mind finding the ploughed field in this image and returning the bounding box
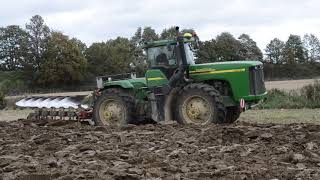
[1,119,320,180]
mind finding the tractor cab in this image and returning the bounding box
[143,33,198,83]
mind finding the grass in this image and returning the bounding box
[242,80,320,123]
[240,109,320,124]
[257,80,320,109]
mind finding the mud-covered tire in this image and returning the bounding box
[175,83,226,125]
[225,106,241,123]
[27,113,36,120]
[93,89,135,126]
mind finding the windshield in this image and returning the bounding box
[147,43,195,67]
[147,45,176,67]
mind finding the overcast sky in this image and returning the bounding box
[0,0,319,51]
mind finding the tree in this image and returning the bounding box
[36,32,87,86]
[86,37,134,77]
[214,32,242,61]
[160,26,177,39]
[160,27,195,39]
[196,39,217,63]
[130,27,148,76]
[71,37,87,55]
[303,34,320,63]
[142,27,158,42]
[0,25,30,70]
[25,15,50,70]
[238,34,263,61]
[282,35,306,64]
[265,38,285,64]
[131,27,142,45]
[181,28,195,35]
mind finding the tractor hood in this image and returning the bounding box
[188,60,267,102]
[190,61,263,71]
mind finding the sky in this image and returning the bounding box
[0,0,319,52]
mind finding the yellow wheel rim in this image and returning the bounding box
[98,99,125,126]
[182,95,213,124]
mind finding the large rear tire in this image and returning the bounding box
[175,83,226,125]
[93,89,135,126]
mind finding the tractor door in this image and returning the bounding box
[146,45,178,79]
[145,69,168,88]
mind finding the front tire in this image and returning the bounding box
[175,83,226,125]
[93,89,134,126]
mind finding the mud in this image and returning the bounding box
[0,120,320,180]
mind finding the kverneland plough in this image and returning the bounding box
[16,95,93,121]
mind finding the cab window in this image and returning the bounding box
[147,45,176,67]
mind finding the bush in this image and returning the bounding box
[300,80,320,107]
[0,79,27,95]
[0,71,28,95]
[0,72,28,109]
[257,81,320,109]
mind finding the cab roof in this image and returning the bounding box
[143,38,196,49]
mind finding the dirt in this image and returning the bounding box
[0,110,32,122]
[1,120,320,180]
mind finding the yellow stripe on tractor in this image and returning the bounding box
[148,77,166,81]
[190,68,245,75]
[148,69,246,81]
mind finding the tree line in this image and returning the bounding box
[1,15,320,89]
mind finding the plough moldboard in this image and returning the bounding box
[15,95,93,121]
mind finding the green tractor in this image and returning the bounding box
[92,27,267,126]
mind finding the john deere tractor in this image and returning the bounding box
[92,27,267,126]
[16,27,266,125]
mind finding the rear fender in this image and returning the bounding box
[98,86,132,95]
[95,85,133,104]
[102,80,134,89]
[96,83,134,100]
